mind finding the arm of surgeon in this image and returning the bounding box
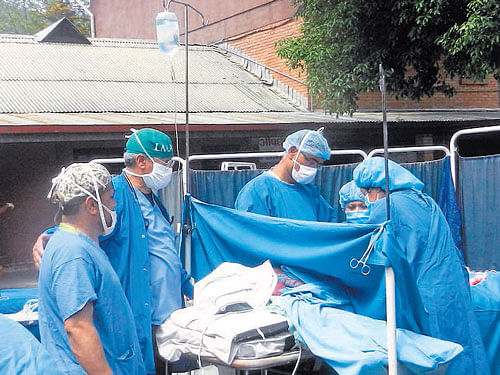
[32,232,50,269]
[64,302,113,375]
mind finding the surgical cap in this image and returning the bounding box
[353,157,424,192]
[282,128,331,160]
[48,163,111,204]
[339,181,365,209]
[125,128,173,158]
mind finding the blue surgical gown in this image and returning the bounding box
[235,171,337,222]
[100,173,155,374]
[38,225,146,375]
[0,315,56,375]
[135,188,193,325]
[369,190,490,375]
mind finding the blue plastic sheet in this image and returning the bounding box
[458,153,500,269]
[184,196,474,373]
[274,284,463,375]
[0,288,38,314]
[187,157,462,249]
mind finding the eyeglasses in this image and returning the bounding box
[153,158,175,168]
[300,153,323,168]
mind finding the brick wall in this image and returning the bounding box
[228,18,500,110]
[226,18,309,100]
[359,76,500,110]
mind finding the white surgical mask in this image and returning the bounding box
[142,162,172,191]
[126,162,172,192]
[87,175,116,236]
[292,160,317,184]
[345,209,370,224]
[125,130,173,192]
[291,130,319,184]
[99,202,117,236]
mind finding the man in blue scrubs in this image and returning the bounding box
[338,180,369,223]
[39,163,145,375]
[112,129,193,373]
[353,157,490,375]
[235,128,337,222]
[34,128,192,374]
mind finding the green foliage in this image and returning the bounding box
[438,0,500,80]
[0,0,90,36]
[276,0,498,114]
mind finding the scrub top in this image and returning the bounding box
[38,224,145,375]
[368,190,490,375]
[0,315,56,375]
[135,187,193,325]
[235,171,337,222]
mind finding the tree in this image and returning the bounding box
[276,0,500,114]
[0,0,46,34]
[0,0,89,36]
[438,0,500,81]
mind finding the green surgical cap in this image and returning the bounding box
[282,128,331,160]
[125,128,173,159]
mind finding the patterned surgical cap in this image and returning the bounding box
[48,163,111,204]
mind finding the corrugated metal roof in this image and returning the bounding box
[0,35,299,113]
[1,110,500,130]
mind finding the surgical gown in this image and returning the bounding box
[100,173,155,374]
[235,171,337,222]
[38,225,145,375]
[368,190,490,375]
[135,188,192,325]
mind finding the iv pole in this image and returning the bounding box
[379,64,397,375]
[164,0,207,194]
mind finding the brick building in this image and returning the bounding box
[91,0,500,111]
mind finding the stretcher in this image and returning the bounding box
[187,347,316,375]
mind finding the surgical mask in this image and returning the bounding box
[292,160,317,184]
[125,131,173,191]
[345,209,370,224]
[291,129,318,184]
[364,191,381,208]
[127,162,172,192]
[85,176,116,236]
[99,204,117,236]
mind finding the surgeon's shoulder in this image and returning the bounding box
[239,172,272,193]
[44,230,93,264]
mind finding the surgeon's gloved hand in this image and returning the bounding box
[32,233,51,270]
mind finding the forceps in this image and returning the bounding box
[350,225,385,275]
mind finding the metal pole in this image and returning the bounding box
[379,63,397,375]
[379,64,391,220]
[184,4,190,194]
[385,266,397,374]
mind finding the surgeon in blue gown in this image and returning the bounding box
[101,128,193,374]
[338,180,369,223]
[235,128,337,222]
[353,157,490,375]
